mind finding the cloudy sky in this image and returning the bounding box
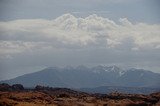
[0,0,160,80]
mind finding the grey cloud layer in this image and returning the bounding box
[0,14,160,57]
[0,13,160,80]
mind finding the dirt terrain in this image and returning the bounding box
[0,83,160,106]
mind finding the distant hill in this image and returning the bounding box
[1,65,160,89]
[80,86,160,94]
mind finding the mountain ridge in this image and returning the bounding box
[1,65,160,89]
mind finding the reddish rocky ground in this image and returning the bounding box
[0,84,160,106]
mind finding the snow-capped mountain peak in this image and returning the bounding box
[92,65,126,76]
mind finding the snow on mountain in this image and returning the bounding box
[92,65,126,77]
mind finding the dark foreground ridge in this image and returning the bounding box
[0,83,160,106]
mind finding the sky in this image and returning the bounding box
[0,0,160,80]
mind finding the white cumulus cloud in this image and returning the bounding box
[0,13,160,57]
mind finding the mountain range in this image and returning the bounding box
[1,65,160,89]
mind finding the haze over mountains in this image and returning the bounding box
[1,65,160,89]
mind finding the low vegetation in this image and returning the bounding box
[0,83,160,106]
